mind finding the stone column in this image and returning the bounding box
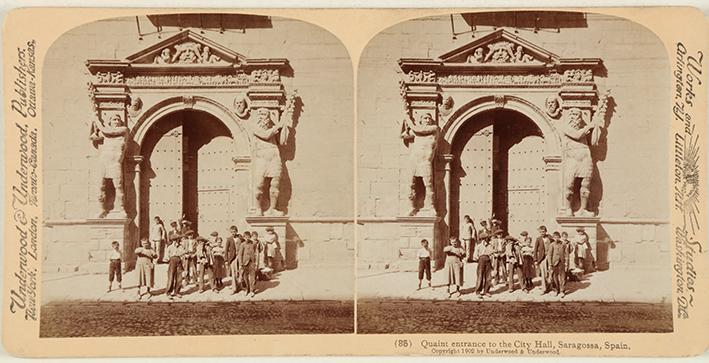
[543,155,563,220]
[442,153,454,233]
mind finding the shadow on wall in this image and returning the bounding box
[277,95,304,215]
[596,224,615,271]
[588,95,616,215]
[285,224,304,270]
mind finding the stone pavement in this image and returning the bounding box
[42,264,354,304]
[357,262,671,303]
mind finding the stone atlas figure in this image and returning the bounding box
[560,91,609,216]
[401,112,440,216]
[90,114,128,218]
[250,92,297,216]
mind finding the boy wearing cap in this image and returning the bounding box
[504,236,524,293]
[533,225,551,294]
[548,231,569,297]
[164,235,186,298]
[491,230,508,285]
[195,236,215,293]
[264,227,280,270]
[520,231,535,291]
[574,228,590,273]
[225,226,242,294]
[238,231,262,297]
[182,230,197,285]
[473,233,495,298]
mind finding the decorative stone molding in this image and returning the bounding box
[126,74,250,88]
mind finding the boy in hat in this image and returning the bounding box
[107,240,122,292]
[224,225,242,294]
[264,226,280,270]
[574,227,590,273]
[491,230,508,285]
[548,231,569,297]
[533,225,551,294]
[195,236,214,293]
[473,233,495,298]
[504,235,524,293]
[238,231,262,297]
[519,231,535,292]
[182,230,197,285]
[150,216,167,263]
[164,234,186,298]
[168,221,181,243]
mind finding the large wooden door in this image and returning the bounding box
[147,126,184,226]
[456,124,494,231]
[195,135,236,236]
[505,135,546,236]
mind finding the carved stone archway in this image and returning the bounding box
[398,29,607,267]
[85,29,295,267]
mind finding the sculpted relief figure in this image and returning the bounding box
[90,114,129,218]
[251,108,286,216]
[560,108,598,217]
[545,96,562,119]
[401,112,439,216]
[154,48,172,64]
[466,47,485,63]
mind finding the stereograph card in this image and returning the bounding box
[1,6,708,358]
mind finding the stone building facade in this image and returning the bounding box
[43,15,354,273]
[357,12,671,274]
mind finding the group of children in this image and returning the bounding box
[107,217,282,300]
[417,215,592,299]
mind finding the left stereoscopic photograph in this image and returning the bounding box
[40,13,354,337]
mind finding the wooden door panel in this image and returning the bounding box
[197,135,236,236]
[148,127,183,225]
[506,135,545,236]
[458,125,494,228]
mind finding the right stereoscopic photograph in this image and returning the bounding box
[356,11,673,334]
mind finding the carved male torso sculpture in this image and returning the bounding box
[560,107,595,216]
[402,113,439,216]
[251,108,284,216]
[91,114,128,218]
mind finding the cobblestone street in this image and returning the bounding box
[357,300,673,334]
[40,300,354,337]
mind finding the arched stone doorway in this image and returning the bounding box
[138,108,251,237]
[449,108,546,238]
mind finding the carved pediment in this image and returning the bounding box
[126,29,244,65]
[439,29,558,65]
